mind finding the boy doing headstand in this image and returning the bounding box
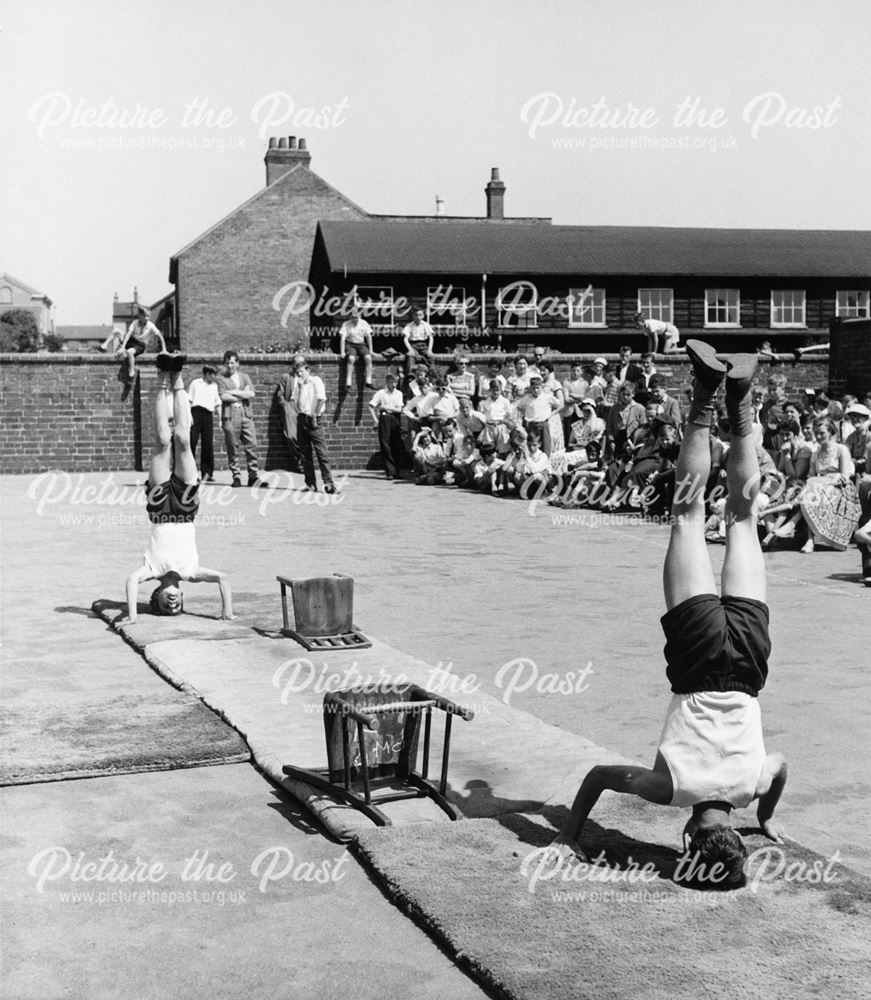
[122,355,233,623]
[555,341,788,889]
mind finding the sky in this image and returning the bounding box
[2,0,870,325]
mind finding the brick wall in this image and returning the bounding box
[0,353,832,474]
[175,166,367,354]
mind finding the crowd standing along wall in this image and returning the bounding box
[0,353,833,475]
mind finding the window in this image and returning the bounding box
[497,281,538,329]
[568,286,606,327]
[427,285,468,328]
[704,288,740,327]
[354,286,394,326]
[771,289,806,328]
[836,290,870,318]
[0,286,12,305]
[637,288,673,323]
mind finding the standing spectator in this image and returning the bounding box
[479,379,514,455]
[293,362,338,494]
[508,355,532,399]
[615,344,642,386]
[589,357,608,391]
[597,367,621,422]
[447,355,476,400]
[634,311,680,354]
[275,355,306,474]
[421,378,460,430]
[520,374,560,455]
[369,372,405,480]
[217,350,260,489]
[116,306,167,384]
[537,360,565,406]
[530,345,548,374]
[401,307,435,377]
[635,353,658,404]
[478,358,507,400]
[187,365,221,482]
[760,373,789,455]
[339,302,374,390]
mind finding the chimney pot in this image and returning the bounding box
[278,137,288,149]
[491,168,501,181]
[289,136,297,149]
[298,138,307,150]
[268,137,278,149]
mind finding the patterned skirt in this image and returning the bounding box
[799,475,861,549]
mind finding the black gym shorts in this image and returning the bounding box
[145,475,199,524]
[661,594,770,696]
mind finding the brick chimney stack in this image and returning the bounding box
[485,167,505,220]
[264,136,312,186]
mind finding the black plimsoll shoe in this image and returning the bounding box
[156,353,173,371]
[685,340,727,393]
[169,353,187,372]
[725,353,758,399]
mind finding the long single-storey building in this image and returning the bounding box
[167,136,870,358]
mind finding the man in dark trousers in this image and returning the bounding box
[368,371,406,479]
[293,361,338,493]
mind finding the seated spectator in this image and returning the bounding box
[479,379,515,455]
[499,433,530,494]
[401,307,436,377]
[770,415,859,552]
[613,418,680,511]
[412,427,448,485]
[470,443,504,494]
[565,398,605,468]
[845,403,871,476]
[447,431,480,487]
[519,433,552,497]
[646,376,683,439]
[760,373,789,455]
[447,355,477,400]
[478,357,507,400]
[604,381,647,462]
[457,395,486,438]
[854,440,871,585]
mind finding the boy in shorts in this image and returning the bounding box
[122,354,233,622]
[554,340,788,890]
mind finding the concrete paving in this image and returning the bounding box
[2,467,870,997]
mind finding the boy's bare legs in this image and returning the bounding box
[721,355,766,602]
[663,341,726,611]
[149,374,173,486]
[170,369,198,486]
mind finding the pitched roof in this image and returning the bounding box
[316,221,871,278]
[0,272,53,302]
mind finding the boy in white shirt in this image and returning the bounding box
[122,355,232,623]
[339,303,374,389]
[187,365,221,482]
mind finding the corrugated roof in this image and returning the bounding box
[317,221,871,277]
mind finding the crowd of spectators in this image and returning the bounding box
[368,348,871,579]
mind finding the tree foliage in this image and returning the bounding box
[0,309,41,352]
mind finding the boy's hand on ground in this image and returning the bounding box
[760,818,786,843]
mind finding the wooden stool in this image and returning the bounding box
[277,574,371,650]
